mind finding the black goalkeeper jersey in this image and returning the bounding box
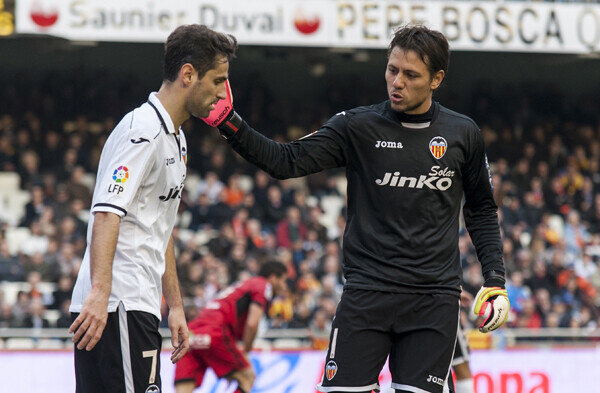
[227,101,504,296]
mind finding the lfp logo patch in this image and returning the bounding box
[325,360,338,381]
[182,146,187,165]
[429,136,447,159]
[112,166,129,183]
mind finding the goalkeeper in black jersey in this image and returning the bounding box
[202,25,510,393]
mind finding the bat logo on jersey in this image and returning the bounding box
[429,136,447,159]
[325,360,338,380]
[144,385,160,393]
[112,166,129,183]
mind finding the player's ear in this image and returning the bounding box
[179,63,195,87]
[430,70,445,91]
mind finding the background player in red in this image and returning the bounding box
[174,261,288,393]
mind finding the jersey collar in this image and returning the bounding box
[148,92,179,135]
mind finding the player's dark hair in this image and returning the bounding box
[163,24,238,82]
[388,25,449,82]
[258,261,287,278]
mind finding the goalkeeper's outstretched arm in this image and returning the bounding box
[201,81,348,180]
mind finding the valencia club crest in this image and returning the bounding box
[429,136,447,159]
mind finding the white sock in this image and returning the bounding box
[455,378,474,393]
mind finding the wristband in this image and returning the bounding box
[218,111,243,140]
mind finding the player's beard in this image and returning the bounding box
[186,95,211,119]
[186,82,214,118]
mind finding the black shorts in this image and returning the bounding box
[316,288,459,393]
[72,302,162,393]
[452,322,470,367]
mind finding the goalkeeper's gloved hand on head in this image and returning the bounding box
[472,270,510,333]
[200,80,243,139]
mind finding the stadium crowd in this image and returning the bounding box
[0,69,599,346]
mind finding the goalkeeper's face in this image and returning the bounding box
[187,56,230,118]
[385,47,444,115]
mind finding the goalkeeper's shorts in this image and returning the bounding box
[316,288,459,393]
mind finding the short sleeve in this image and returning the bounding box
[250,279,272,308]
[92,130,158,217]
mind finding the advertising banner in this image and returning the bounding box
[15,0,600,53]
[2,348,600,393]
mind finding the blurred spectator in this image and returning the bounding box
[20,185,47,227]
[0,239,24,281]
[20,221,49,257]
[564,210,590,258]
[22,297,50,328]
[65,166,92,206]
[0,302,20,328]
[196,171,224,205]
[55,299,72,328]
[51,275,73,310]
[223,174,245,208]
[12,290,30,326]
[276,206,307,249]
[263,185,287,231]
[309,308,331,350]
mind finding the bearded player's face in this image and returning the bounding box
[385,47,444,115]
[186,56,229,118]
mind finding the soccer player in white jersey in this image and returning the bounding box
[69,25,238,393]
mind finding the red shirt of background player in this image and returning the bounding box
[190,276,272,341]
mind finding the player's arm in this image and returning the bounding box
[163,235,189,363]
[242,302,264,354]
[462,126,509,332]
[69,211,120,350]
[462,126,505,280]
[201,81,348,180]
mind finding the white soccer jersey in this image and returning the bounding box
[70,93,188,320]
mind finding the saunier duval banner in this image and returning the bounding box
[15,0,600,53]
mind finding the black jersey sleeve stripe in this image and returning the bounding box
[93,203,128,216]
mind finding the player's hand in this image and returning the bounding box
[472,286,510,333]
[69,288,109,351]
[200,80,242,139]
[168,306,189,364]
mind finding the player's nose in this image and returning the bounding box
[393,75,405,89]
[216,85,227,100]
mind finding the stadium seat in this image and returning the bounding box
[0,172,20,192]
[237,174,254,193]
[5,338,35,349]
[0,172,30,226]
[43,310,60,327]
[4,227,31,256]
[81,173,96,192]
[184,173,201,202]
[320,195,345,232]
[37,339,65,349]
[177,228,195,244]
[195,229,219,246]
[0,281,57,305]
[272,338,303,349]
